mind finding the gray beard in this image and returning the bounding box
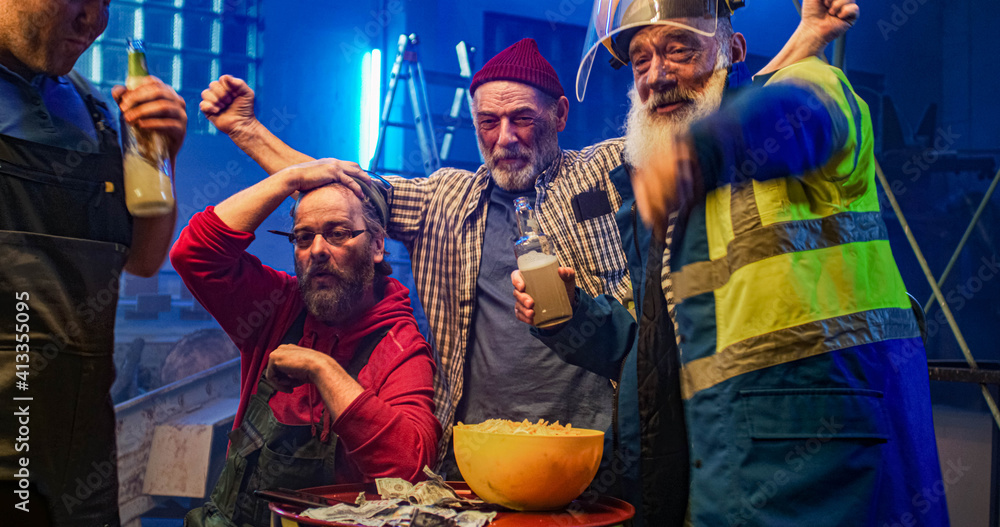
[478,125,561,192]
[295,247,375,326]
[623,66,728,172]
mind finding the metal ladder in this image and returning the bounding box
[369,33,478,177]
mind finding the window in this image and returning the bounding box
[94,0,264,406]
[76,0,262,134]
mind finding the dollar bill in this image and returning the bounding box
[303,504,495,527]
[301,500,401,522]
[376,477,415,500]
[411,480,458,506]
[408,467,491,508]
[300,466,498,525]
[454,510,498,527]
[378,468,469,507]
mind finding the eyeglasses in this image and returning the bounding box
[268,227,366,249]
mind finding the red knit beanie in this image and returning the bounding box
[469,38,565,99]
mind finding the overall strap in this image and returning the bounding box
[65,70,118,150]
[254,309,308,401]
[251,315,386,417]
[344,326,390,381]
[280,308,308,345]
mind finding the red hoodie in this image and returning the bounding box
[170,207,440,483]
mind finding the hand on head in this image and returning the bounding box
[277,158,371,201]
[112,76,188,160]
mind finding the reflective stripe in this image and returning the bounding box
[673,59,909,399]
[715,239,911,348]
[673,210,888,302]
[681,307,920,399]
[732,180,761,235]
[705,185,733,260]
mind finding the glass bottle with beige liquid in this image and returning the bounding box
[513,196,573,328]
[121,39,175,217]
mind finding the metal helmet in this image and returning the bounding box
[575,0,745,101]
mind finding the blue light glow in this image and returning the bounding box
[360,49,382,170]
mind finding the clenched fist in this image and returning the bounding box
[200,75,258,139]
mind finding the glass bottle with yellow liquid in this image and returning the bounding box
[121,39,175,217]
[513,196,573,328]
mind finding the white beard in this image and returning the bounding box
[623,66,728,172]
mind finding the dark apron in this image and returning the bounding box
[0,72,131,527]
[185,311,388,527]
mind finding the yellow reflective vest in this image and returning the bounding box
[672,57,919,399]
[668,57,946,525]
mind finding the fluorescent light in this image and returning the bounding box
[172,54,181,91]
[173,13,183,49]
[91,44,103,83]
[359,49,382,171]
[211,20,221,54]
[133,7,144,40]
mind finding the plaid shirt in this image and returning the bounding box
[384,138,632,460]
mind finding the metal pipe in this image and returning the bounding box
[833,35,846,70]
[924,167,1000,313]
[874,162,1000,430]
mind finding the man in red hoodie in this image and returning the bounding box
[170,159,440,527]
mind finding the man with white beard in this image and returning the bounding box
[197,11,849,524]
[620,41,727,175]
[510,1,861,523]
[556,0,950,525]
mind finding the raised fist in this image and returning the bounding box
[200,75,257,139]
[802,0,859,43]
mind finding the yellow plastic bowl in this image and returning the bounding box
[452,425,604,511]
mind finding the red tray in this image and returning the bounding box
[268,481,635,527]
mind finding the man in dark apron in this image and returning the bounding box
[171,168,440,527]
[0,2,187,525]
